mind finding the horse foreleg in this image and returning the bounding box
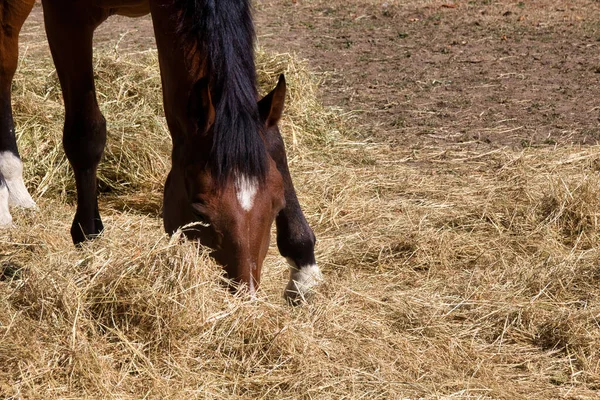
[265,128,322,304]
[0,0,37,226]
[42,2,108,244]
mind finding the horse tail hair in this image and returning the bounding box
[174,0,268,185]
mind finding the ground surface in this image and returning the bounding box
[255,0,600,149]
[3,1,600,399]
[28,0,600,149]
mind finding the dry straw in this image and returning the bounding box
[1,30,600,400]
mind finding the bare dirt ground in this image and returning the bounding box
[255,0,600,149]
[25,0,600,149]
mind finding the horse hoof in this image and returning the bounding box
[71,219,104,246]
[0,151,36,209]
[7,179,36,209]
[283,263,323,305]
[0,183,13,228]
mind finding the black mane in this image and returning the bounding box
[174,0,268,184]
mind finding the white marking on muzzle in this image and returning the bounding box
[0,183,13,227]
[284,258,323,302]
[0,151,36,209]
[248,277,258,300]
[235,174,258,212]
[248,261,257,297]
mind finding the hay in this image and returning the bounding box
[13,49,169,213]
[1,20,600,400]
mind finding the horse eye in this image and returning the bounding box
[191,202,209,221]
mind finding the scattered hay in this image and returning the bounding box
[13,49,169,212]
[1,19,600,400]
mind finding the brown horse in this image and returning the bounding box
[0,0,322,303]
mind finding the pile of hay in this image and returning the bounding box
[1,20,600,400]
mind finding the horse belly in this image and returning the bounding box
[94,0,150,17]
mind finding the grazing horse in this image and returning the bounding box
[0,0,322,302]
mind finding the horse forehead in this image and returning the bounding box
[234,174,258,212]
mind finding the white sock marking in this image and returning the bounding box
[0,184,13,227]
[236,174,258,212]
[284,258,323,301]
[0,151,36,209]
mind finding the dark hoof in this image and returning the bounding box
[71,218,104,246]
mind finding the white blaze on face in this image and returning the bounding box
[235,174,258,212]
[0,151,36,209]
[0,183,13,227]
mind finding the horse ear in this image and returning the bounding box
[258,74,286,127]
[188,77,215,134]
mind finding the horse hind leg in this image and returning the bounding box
[42,3,108,244]
[0,0,37,227]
